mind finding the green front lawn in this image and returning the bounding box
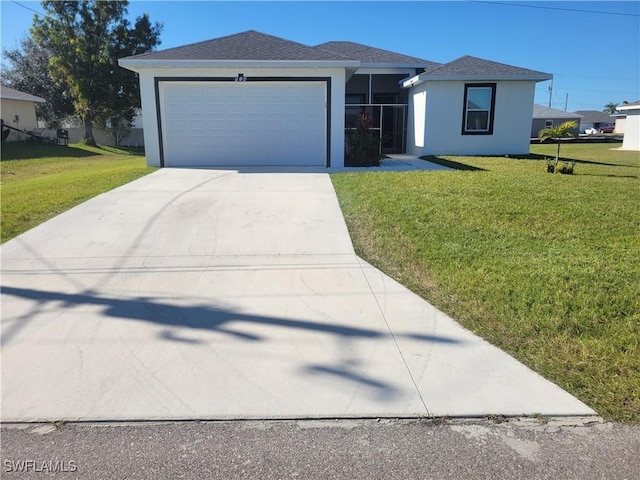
[331,143,640,422]
[1,143,155,243]
[2,141,638,421]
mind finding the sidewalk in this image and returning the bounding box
[330,154,451,172]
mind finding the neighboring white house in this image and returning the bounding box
[617,100,640,151]
[33,110,145,147]
[1,85,45,140]
[119,30,552,168]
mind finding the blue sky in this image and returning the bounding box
[2,1,639,112]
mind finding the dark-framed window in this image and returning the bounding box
[545,120,553,128]
[462,83,496,135]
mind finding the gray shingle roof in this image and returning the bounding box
[120,31,551,82]
[124,30,348,61]
[573,110,614,123]
[533,104,583,119]
[425,55,550,77]
[0,85,46,103]
[315,41,440,67]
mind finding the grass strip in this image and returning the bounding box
[1,143,155,243]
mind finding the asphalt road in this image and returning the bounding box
[2,417,638,479]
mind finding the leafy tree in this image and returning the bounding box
[603,102,619,114]
[95,11,160,145]
[538,120,578,169]
[2,37,75,127]
[31,0,161,145]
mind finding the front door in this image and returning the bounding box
[373,94,405,154]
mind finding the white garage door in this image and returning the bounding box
[160,81,327,167]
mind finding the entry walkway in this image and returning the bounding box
[1,168,595,421]
[330,154,451,172]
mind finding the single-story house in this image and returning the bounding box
[1,85,46,139]
[531,104,582,138]
[119,30,552,168]
[573,110,615,134]
[616,100,640,151]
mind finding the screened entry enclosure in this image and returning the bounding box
[345,74,410,154]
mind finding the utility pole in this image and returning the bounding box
[547,79,554,108]
[564,93,569,111]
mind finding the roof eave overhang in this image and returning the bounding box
[533,114,583,119]
[118,58,361,71]
[402,73,553,88]
[0,94,46,103]
[358,62,429,69]
[617,104,640,112]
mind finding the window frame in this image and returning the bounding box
[461,83,496,135]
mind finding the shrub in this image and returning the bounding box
[345,112,382,167]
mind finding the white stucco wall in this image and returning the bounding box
[407,80,537,157]
[133,67,346,168]
[613,116,625,135]
[1,98,39,131]
[621,109,640,151]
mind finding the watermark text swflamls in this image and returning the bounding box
[4,460,77,473]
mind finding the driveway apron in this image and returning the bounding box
[1,168,595,421]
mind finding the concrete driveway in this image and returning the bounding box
[1,168,595,422]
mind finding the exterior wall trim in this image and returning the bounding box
[120,59,358,69]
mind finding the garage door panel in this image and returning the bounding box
[160,82,326,167]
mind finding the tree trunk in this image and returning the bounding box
[83,113,97,146]
[555,139,561,167]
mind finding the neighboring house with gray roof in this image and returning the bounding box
[119,30,552,168]
[1,85,45,139]
[531,104,582,138]
[573,110,615,134]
